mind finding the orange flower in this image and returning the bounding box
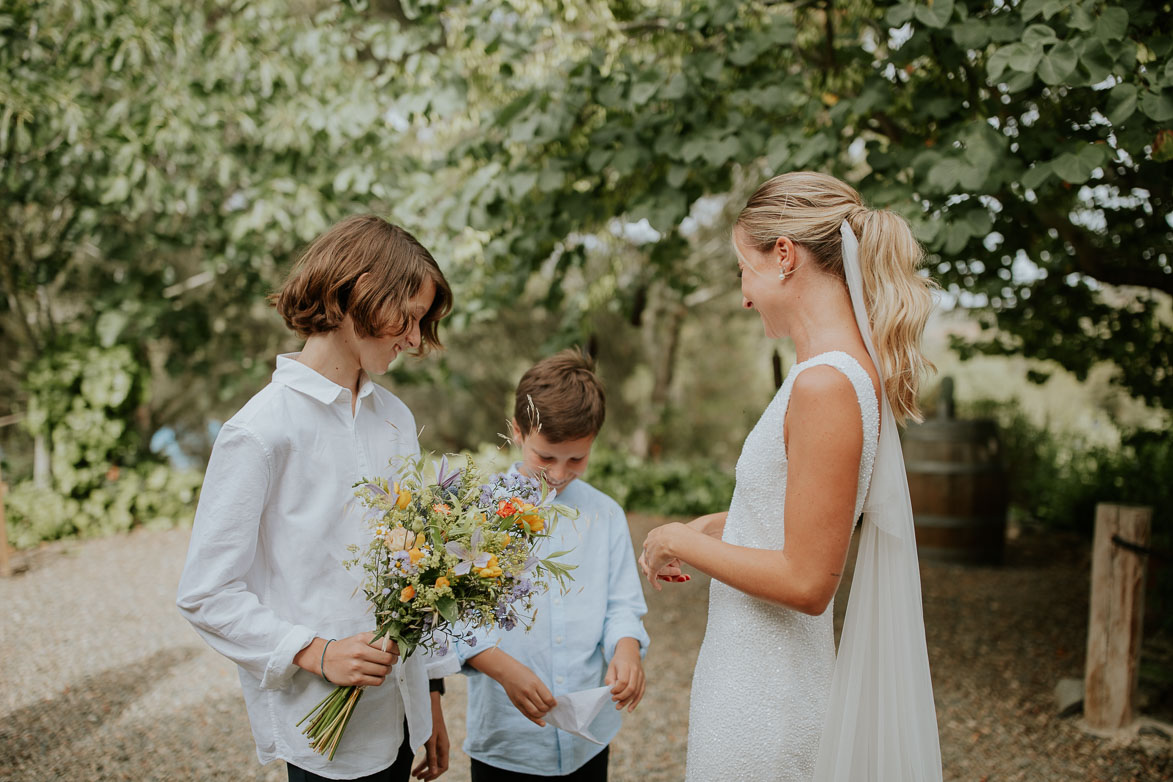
[435,576,450,590]
[400,585,416,601]
[408,547,425,564]
[496,499,518,517]
[432,503,451,515]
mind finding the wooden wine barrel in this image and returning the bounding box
[903,415,1008,565]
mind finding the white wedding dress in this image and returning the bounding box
[686,350,879,782]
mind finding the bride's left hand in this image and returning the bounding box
[640,523,692,590]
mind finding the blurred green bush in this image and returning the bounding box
[965,399,1172,535]
[586,447,735,518]
[4,465,202,548]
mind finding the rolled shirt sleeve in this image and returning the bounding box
[600,505,651,662]
[176,424,314,689]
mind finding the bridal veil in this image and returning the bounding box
[811,221,943,780]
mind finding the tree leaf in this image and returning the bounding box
[1037,41,1078,84]
[1041,0,1069,21]
[630,80,659,106]
[1139,88,1173,123]
[953,20,989,49]
[1008,42,1044,74]
[914,0,954,29]
[1095,7,1129,42]
[887,3,915,26]
[1106,83,1138,124]
[1021,161,1052,189]
[1050,147,1097,183]
[987,45,1015,81]
[1020,0,1047,21]
[1077,38,1114,86]
[1022,24,1058,46]
[661,72,688,100]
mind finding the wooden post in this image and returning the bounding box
[1084,503,1152,731]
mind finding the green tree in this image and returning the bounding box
[411,0,1171,419]
[0,0,441,480]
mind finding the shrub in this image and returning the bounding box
[585,448,735,517]
[4,465,202,549]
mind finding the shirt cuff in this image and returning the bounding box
[602,624,650,662]
[260,624,317,690]
[426,649,462,678]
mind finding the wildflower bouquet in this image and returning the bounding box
[298,454,576,759]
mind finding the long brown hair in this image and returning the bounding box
[735,172,936,424]
[270,215,452,355]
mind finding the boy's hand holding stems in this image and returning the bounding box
[294,632,400,687]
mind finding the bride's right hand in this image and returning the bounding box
[638,551,690,585]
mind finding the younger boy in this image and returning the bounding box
[456,349,649,781]
[177,215,458,781]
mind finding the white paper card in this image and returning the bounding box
[543,685,613,744]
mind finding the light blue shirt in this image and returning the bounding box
[456,473,650,776]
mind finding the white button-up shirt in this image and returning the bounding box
[456,473,650,776]
[177,354,457,779]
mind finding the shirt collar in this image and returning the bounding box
[272,353,377,405]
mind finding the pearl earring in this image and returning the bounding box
[778,267,790,281]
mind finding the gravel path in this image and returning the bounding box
[2,516,1170,781]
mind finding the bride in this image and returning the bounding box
[640,171,943,781]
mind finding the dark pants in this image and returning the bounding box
[287,723,415,782]
[470,747,609,782]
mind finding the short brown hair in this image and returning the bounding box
[514,349,606,442]
[270,215,453,353]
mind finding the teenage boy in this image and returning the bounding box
[456,349,649,781]
[177,215,458,781]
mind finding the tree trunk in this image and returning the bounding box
[33,431,50,488]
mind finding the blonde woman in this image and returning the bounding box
[640,172,943,781]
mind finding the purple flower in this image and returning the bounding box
[435,455,462,495]
[362,482,389,497]
[465,635,478,648]
[446,527,491,575]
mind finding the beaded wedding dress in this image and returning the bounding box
[685,351,879,782]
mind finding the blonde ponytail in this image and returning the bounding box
[736,172,936,425]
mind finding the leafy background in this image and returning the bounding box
[1,0,1170,635]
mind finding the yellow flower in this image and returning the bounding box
[400,585,416,601]
[408,547,425,564]
[435,576,450,589]
[477,555,502,578]
[392,481,412,510]
[513,500,545,532]
[415,532,427,547]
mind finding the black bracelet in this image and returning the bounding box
[429,678,445,695]
[321,639,336,685]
